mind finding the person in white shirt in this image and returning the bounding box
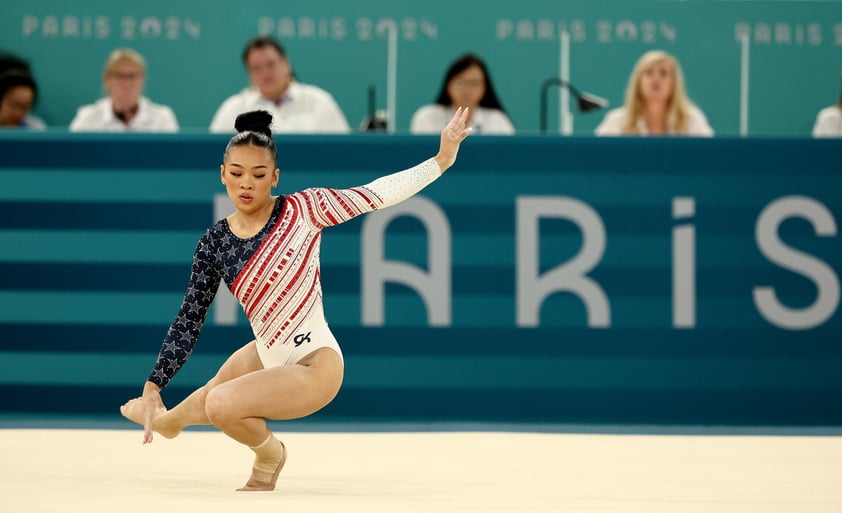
[209,36,350,134]
[69,48,178,133]
[812,88,842,137]
[595,50,713,137]
[410,53,515,135]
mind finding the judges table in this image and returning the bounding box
[0,132,840,426]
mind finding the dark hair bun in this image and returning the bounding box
[234,110,273,137]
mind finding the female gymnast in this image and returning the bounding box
[120,107,472,491]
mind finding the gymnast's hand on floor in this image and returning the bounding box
[119,385,167,444]
[140,387,165,443]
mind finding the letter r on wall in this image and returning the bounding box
[516,196,610,327]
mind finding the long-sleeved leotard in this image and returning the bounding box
[148,158,442,389]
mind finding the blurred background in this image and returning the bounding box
[1,0,841,135]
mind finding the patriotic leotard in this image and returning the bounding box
[148,158,442,389]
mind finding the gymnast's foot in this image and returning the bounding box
[119,397,180,439]
[237,439,287,492]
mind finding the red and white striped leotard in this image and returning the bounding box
[148,158,441,388]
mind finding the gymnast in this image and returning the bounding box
[120,107,472,491]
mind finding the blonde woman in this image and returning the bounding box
[596,50,713,136]
[70,48,178,132]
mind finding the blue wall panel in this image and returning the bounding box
[0,132,840,424]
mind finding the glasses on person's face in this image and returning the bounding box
[109,71,144,81]
[453,78,483,88]
[248,56,291,77]
[3,99,32,113]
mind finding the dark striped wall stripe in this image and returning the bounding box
[3,134,841,176]
[2,262,832,297]
[2,352,840,391]
[0,202,211,230]
[2,325,840,358]
[3,231,836,268]
[5,201,832,237]
[2,384,839,425]
[1,293,836,329]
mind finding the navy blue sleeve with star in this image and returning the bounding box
[147,230,222,388]
[145,197,283,389]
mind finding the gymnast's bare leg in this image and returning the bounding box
[121,341,257,438]
[121,341,343,490]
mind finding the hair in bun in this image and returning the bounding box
[234,110,273,137]
[222,110,278,162]
[223,110,278,162]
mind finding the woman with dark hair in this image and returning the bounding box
[0,53,47,130]
[120,107,472,491]
[0,69,45,130]
[411,53,514,135]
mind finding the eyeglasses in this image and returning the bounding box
[247,59,291,77]
[2,99,32,113]
[453,79,484,88]
[108,71,144,80]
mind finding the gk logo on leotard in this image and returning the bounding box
[293,332,311,347]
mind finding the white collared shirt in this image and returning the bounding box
[209,81,350,134]
[69,96,179,132]
[21,114,46,130]
[410,104,515,135]
[595,105,714,136]
[812,106,842,137]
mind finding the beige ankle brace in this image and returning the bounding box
[249,434,284,482]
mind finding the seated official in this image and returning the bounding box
[209,36,349,134]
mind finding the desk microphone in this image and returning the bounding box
[539,78,608,133]
[359,84,388,132]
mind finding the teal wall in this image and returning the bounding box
[1,0,841,135]
[1,132,840,424]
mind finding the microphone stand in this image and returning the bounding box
[540,78,609,134]
[360,83,388,132]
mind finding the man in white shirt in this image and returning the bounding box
[209,36,350,134]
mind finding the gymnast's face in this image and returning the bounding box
[220,144,279,214]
